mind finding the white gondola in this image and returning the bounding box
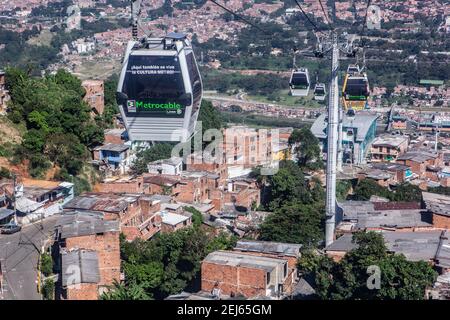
[347,64,360,75]
[289,68,310,97]
[116,32,202,142]
[313,83,326,101]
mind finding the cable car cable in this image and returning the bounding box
[318,0,334,30]
[292,0,325,35]
[207,0,271,36]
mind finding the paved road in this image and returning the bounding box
[0,216,59,300]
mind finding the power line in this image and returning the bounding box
[318,0,333,29]
[293,0,324,35]
[207,0,270,35]
[361,0,372,36]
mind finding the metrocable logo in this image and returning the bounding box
[127,100,183,114]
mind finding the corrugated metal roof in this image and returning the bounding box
[61,249,100,286]
[57,211,119,239]
[423,192,450,217]
[235,240,302,257]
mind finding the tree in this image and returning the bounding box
[390,183,422,202]
[352,179,390,200]
[101,280,152,300]
[299,232,438,300]
[289,127,322,170]
[266,160,313,209]
[113,225,237,300]
[259,201,324,247]
[5,67,103,177]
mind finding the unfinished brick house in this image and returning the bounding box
[54,211,120,300]
[422,192,450,229]
[94,176,144,194]
[201,250,295,299]
[397,151,444,181]
[160,210,192,233]
[186,151,228,187]
[104,128,127,145]
[143,174,181,196]
[63,192,162,240]
[82,80,104,115]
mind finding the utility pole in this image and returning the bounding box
[325,34,339,247]
[12,173,17,225]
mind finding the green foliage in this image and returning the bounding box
[115,227,236,300]
[42,278,55,300]
[101,280,152,300]
[256,160,325,247]
[289,128,322,171]
[299,232,438,300]
[352,180,422,202]
[266,160,315,209]
[130,143,174,175]
[336,180,352,201]
[428,186,450,196]
[184,207,203,228]
[197,100,223,133]
[6,68,103,177]
[352,179,390,201]
[259,201,324,247]
[40,252,53,277]
[0,167,11,179]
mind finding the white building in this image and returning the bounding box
[148,157,183,175]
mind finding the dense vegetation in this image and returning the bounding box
[102,213,237,300]
[5,68,105,178]
[352,179,423,202]
[298,232,437,300]
[289,127,323,171]
[252,160,325,247]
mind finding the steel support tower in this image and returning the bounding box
[325,35,340,247]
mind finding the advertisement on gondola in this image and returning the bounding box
[123,55,190,118]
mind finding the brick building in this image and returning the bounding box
[160,210,192,233]
[104,128,127,145]
[201,250,295,299]
[64,192,162,240]
[370,135,409,162]
[233,240,301,272]
[422,192,450,229]
[54,211,120,300]
[82,80,104,115]
[397,151,443,180]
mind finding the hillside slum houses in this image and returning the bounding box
[0,177,74,226]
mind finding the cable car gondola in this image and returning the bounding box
[342,65,369,111]
[289,68,310,97]
[116,32,203,142]
[313,83,326,101]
